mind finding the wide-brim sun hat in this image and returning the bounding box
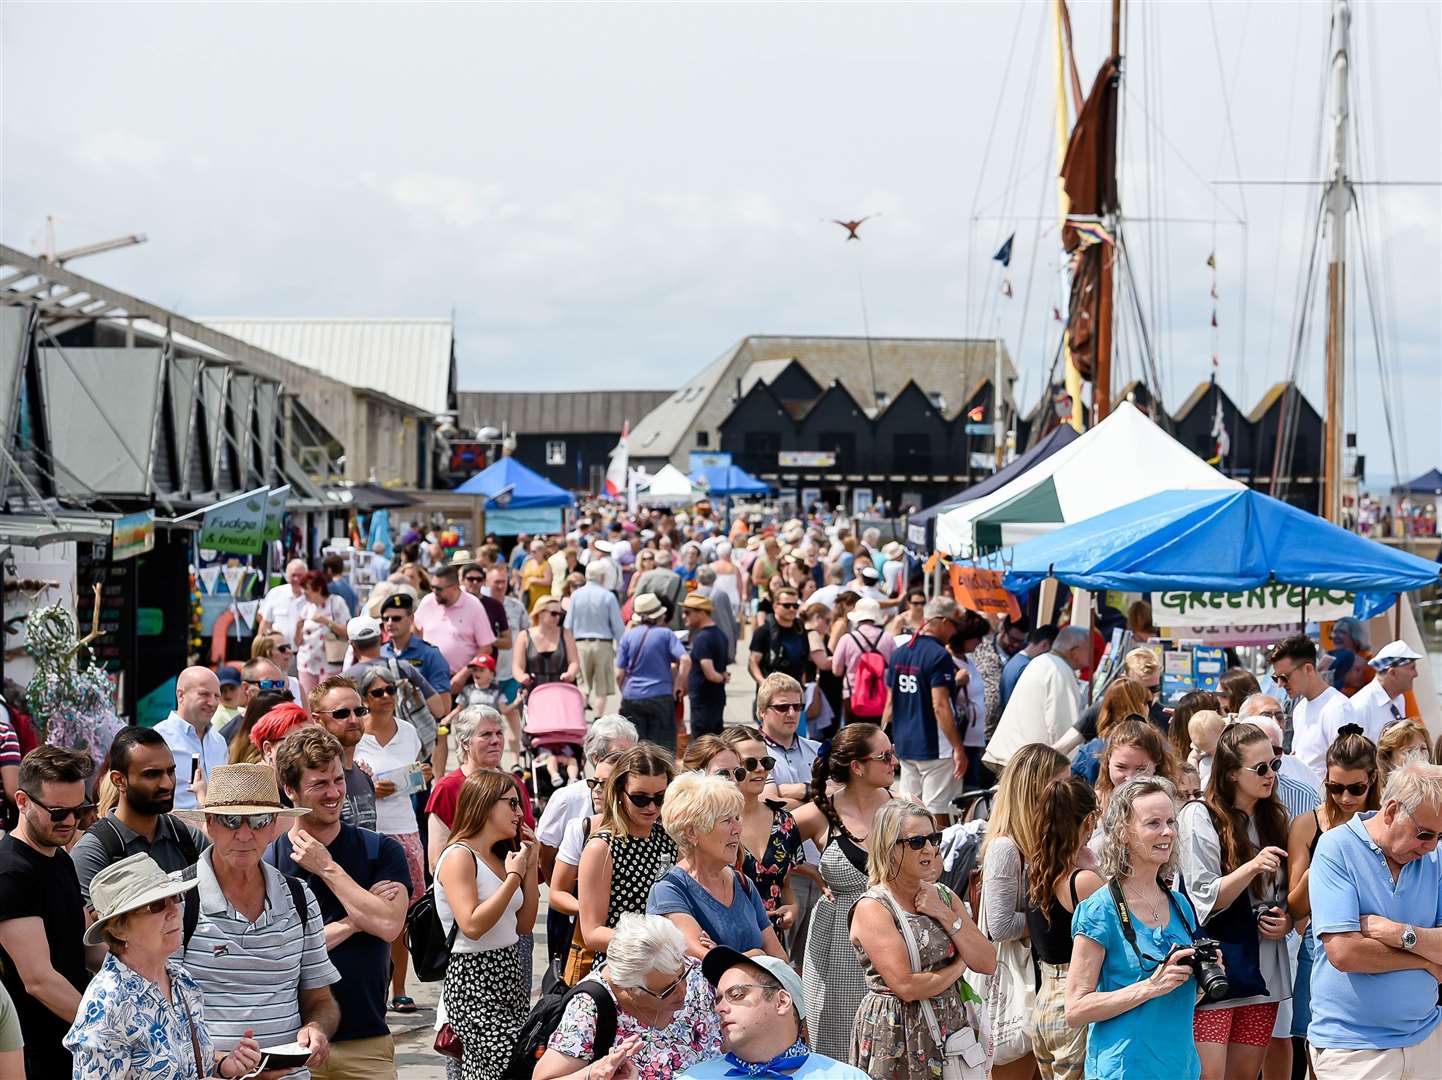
[448,549,474,567]
[633,592,665,620]
[176,763,309,826]
[84,852,200,946]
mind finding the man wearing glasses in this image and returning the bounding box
[0,746,92,1077]
[413,563,495,678]
[219,656,290,744]
[748,586,809,690]
[1268,634,1358,784]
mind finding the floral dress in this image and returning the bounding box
[298,594,350,677]
[852,886,972,1080]
[738,801,805,913]
[65,953,215,1080]
[547,959,721,1080]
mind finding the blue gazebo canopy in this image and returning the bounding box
[1393,468,1442,496]
[452,456,575,508]
[691,464,768,497]
[1000,487,1440,619]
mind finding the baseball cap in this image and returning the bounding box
[1370,640,1424,670]
[347,615,382,645]
[468,653,497,670]
[702,946,806,1022]
[216,666,242,687]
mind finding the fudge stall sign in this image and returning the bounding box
[198,487,271,556]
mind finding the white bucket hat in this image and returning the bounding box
[84,853,199,946]
[848,598,884,625]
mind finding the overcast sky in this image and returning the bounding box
[4,1,1438,484]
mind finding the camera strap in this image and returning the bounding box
[1108,877,1198,970]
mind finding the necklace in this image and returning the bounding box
[1122,884,1163,924]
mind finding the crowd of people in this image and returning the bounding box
[0,503,1439,1080]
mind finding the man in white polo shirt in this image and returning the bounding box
[1269,634,1356,783]
[257,560,312,650]
[177,764,339,1079]
[1349,640,1423,742]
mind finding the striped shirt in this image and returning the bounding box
[178,849,339,1078]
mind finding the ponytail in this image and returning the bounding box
[812,724,883,844]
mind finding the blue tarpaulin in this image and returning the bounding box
[1000,488,1440,619]
[691,464,769,497]
[452,456,575,508]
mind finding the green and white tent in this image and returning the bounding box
[934,401,1243,556]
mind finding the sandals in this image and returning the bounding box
[390,995,418,1013]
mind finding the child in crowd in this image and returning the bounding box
[1177,760,1204,803]
[1187,709,1228,786]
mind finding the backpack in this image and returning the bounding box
[501,979,618,1080]
[849,630,889,718]
[180,861,311,950]
[91,814,201,871]
[387,658,438,756]
[406,844,469,982]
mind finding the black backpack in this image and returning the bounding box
[406,845,472,982]
[501,980,617,1080]
[90,813,201,870]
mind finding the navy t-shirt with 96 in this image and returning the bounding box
[267,824,411,1043]
[886,634,958,760]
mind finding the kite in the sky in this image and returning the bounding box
[831,214,880,240]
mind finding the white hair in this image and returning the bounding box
[583,714,638,761]
[1238,692,1282,717]
[585,561,608,582]
[655,549,674,568]
[454,705,503,748]
[604,914,689,988]
[1381,759,1442,815]
[715,540,732,559]
[1052,626,1091,656]
[1233,713,1283,747]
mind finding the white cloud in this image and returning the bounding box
[71,129,166,172]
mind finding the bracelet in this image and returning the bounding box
[507,870,523,884]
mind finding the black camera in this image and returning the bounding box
[1164,938,1230,1001]
[1252,901,1283,925]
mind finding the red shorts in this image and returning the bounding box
[1193,1001,1280,1047]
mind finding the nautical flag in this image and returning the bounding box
[993,234,1015,267]
[1072,220,1114,248]
[1001,278,1013,298]
[1206,252,1216,269]
[1210,284,1218,300]
[604,422,630,498]
[1210,392,1230,461]
[1052,306,1063,323]
[967,405,986,422]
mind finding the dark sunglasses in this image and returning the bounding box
[380,614,407,623]
[366,686,396,699]
[896,831,944,851]
[464,575,485,584]
[909,599,926,607]
[318,705,370,720]
[767,701,803,714]
[245,678,288,692]
[500,796,522,811]
[775,602,799,610]
[140,894,183,915]
[713,766,748,783]
[625,791,666,809]
[1243,758,1284,777]
[868,750,898,764]
[1401,806,1440,843]
[212,813,277,831]
[1324,781,1371,797]
[23,793,94,823]
[740,756,776,773]
[585,777,606,790]
[273,643,294,653]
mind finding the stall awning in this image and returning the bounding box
[0,510,119,546]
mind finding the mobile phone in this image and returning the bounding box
[190,754,202,783]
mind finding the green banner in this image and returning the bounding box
[198,487,269,556]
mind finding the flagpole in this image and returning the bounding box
[993,324,1005,470]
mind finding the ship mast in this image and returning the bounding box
[1321,0,1351,525]
[1092,0,1121,422]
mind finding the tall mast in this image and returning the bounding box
[1322,0,1351,524]
[1091,0,1122,423]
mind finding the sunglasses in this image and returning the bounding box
[245,677,289,692]
[713,766,748,783]
[895,831,944,851]
[775,602,799,610]
[740,756,776,773]
[713,983,773,1008]
[1401,805,1440,843]
[868,750,898,764]
[140,894,183,916]
[273,644,294,654]
[625,791,666,809]
[380,614,408,623]
[637,972,686,1000]
[318,705,370,720]
[767,702,803,714]
[1243,758,1284,777]
[909,599,926,607]
[1272,671,1294,688]
[23,793,95,823]
[500,797,522,811]
[1255,709,1285,721]
[366,686,396,699]
[585,777,606,790]
[211,813,278,831]
[464,575,485,584]
[1324,780,1371,797]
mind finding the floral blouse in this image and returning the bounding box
[738,801,806,913]
[547,958,720,1080]
[65,953,215,1080]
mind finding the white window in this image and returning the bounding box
[546,440,566,465]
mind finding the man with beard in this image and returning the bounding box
[0,746,93,1077]
[309,673,378,830]
[72,726,207,902]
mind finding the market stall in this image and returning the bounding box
[452,455,575,536]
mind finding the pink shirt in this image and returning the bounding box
[413,590,496,674]
[830,623,895,693]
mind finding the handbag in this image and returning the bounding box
[434,1022,464,1060]
[322,601,348,665]
[972,872,1034,1066]
[876,886,988,1080]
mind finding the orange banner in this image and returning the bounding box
[949,565,1022,621]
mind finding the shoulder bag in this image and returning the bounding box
[876,885,989,1080]
[970,867,1034,1066]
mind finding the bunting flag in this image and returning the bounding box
[967,404,986,422]
[196,566,222,595]
[1000,277,1013,298]
[1052,306,1063,323]
[233,600,260,631]
[1210,284,1218,300]
[1211,311,1218,328]
[1206,252,1216,268]
[993,233,1015,267]
[1210,387,1230,463]
[1071,219,1114,248]
[222,566,250,598]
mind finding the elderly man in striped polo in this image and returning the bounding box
[177,764,340,1079]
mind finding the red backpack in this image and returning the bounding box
[848,630,889,718]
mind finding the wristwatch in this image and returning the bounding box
[1400,925,1418,952]
[949,917,964,934]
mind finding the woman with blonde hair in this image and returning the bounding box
[850,800,995,1080]
[576,744,677,966]
[1376,718,1433,785]
[647,772,786,959]
[679,734,745,779]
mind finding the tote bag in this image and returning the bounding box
[970,875,1034,1066]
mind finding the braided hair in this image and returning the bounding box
[810,723,883,844]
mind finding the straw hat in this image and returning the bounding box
[683,593,714,614]
[529,594,563,618]
[178,763,308,824]
[881,540,906,561]
[84,853,199,946]
[633,593,665,620]
[448,549,474,567]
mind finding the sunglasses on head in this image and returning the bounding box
[319,705,370,720]
[1324,780,1371,797]
[625,790,666,809]
[366,685,396,699]
[246,678,288,692]
[895,831,944,851]
[211,812,277,831]
[1243,757,1284,777]
[23,792,94,823]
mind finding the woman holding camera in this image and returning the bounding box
[1065,776,1203,1080]
[1178,722,1293,1080]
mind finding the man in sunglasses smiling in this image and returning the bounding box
[0,746,92,1077]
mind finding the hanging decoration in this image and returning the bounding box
[196,566,222,595]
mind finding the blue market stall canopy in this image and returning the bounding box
[904,424,1079,554]
[691,464,769,497]
[452,456,575,508]
[999,487,1441,619]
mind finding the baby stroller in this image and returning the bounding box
[520,681,588,807]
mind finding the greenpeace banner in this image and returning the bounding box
[1152,586,1356,629]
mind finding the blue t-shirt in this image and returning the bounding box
[617,625,687,701]
[1070,886,1202,1080]
[680,1053,868,1079]
[384,635,450,696]
[999,650,1032,709]
[266,825,411,1042]
[1308,812,1442,1050]
[687,625,730,709]
[885,634,958,760]
[647,866,770,953]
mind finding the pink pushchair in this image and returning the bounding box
[520,681,588,804]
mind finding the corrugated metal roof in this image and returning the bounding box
[197,317,455,416]
[457,390,672,435]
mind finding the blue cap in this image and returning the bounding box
[216,666,242,686]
